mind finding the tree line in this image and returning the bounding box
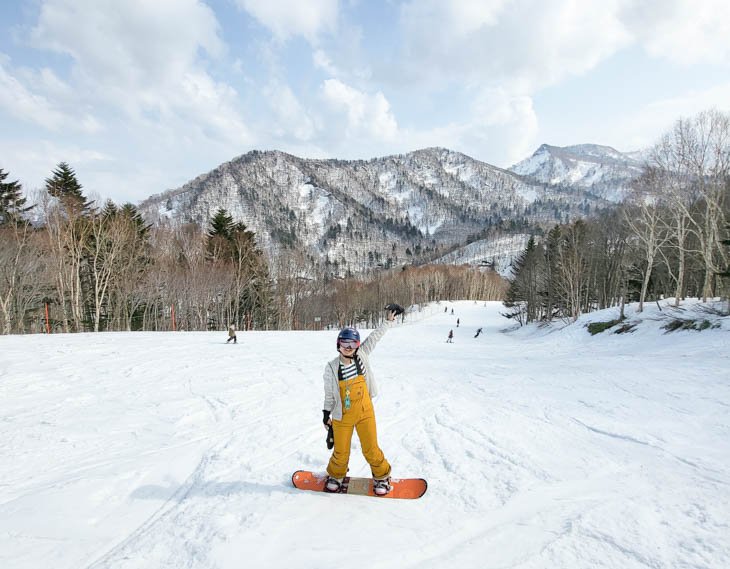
[504,109,730,324]
[0,165,506,334]
[3,108,726,334]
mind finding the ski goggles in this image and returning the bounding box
[338,340,360,349]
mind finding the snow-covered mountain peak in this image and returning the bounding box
[139,147,609,276]
[510,143,645,201]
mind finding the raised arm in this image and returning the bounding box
[359,308,397,356]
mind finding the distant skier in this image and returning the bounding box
[226,324,237,344]
[474,327,483,338]
[456,318,460,327]
[322,305,402,496]
[451,308,454,315]
[444,306,447,313]
[447,329,454,343]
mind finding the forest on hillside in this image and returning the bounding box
[0,110,728,335]
[505,110,730,323]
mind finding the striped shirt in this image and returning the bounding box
[339,361,360,381]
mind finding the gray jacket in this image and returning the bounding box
[323,320,393,421]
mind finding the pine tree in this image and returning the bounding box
[543,225,562,319]
[45,162,91,214]
[206,208,235,261]
[101,199,118,218]
[119,203,150,239]
[208,208,234,240]
[0,168,30,225]
[503,236,545,324]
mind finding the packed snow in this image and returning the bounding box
[1,300,729,569]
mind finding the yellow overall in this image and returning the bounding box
[327,373,391,480]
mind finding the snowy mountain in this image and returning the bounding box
[433,233,530,277]
[138,148,611,275]
[510,144,645,202]
[3,299,728,568]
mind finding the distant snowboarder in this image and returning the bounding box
[474,327,483,338]
[456,318,460,327]
[447,329,454,343]
[226,324,237,344]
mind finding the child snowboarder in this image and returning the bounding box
[322,305,401,496]
[226,324,237,344]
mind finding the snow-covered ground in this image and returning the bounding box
[1,300,729,569]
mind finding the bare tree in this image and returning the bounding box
[40,193,93,332]
[555,220,591,319]
[0,222,39,333]
[651,111,730,301]
[623,169,672,312]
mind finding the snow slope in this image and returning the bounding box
[1,301,729,569]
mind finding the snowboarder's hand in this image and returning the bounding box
[384,303,404,318]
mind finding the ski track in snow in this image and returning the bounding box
[1,301,729,569]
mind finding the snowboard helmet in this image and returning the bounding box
[337,326,361,350]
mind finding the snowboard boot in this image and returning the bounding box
[373,477,392,496]
[325,476,343,492]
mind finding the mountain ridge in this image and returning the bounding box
[509,143,645,201]
[139,144,642,275]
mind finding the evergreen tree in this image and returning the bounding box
[45,162,91,214]
[0,168,31,225]
[543,225,562,319]
[207,208,235,261]
[101,199,118,218]
[119,203,150,239]
[208,208,234,240]
[503,236,545,324]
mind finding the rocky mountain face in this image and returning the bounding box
[138,146,641,276]
[509,143,645,202]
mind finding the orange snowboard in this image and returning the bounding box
[292,470,427,499]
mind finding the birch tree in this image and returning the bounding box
[651,111,730,301]
[623,168,672,312]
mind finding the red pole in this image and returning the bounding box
[45,303,51,334]
[171,304,176,331]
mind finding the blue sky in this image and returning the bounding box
[1,0,729,204]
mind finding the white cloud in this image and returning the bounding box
[31,0,224,83]
[1,56,105,134]
[30,0,251,147]
[399,0,630,91]
[321,79,398,141]
[264,81,318,141]
[0,60,65,129]
[604,82,730,151]
[392,0,730,165]
[237,0,339,43]
[0,138,111,193]
[395,87,538,167]
[469,88,539,164]
[313,49,339,75]
[621,0,730,66]
[426,0,508,36]
[398,0,730,92]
